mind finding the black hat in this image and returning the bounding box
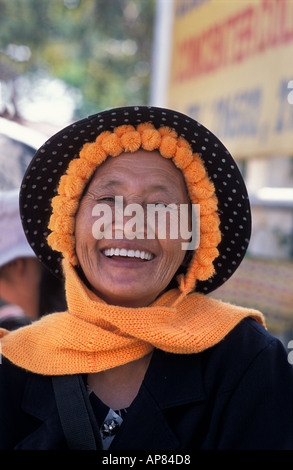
[19,106,251,295]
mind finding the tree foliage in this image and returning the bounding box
[0,0,155,120]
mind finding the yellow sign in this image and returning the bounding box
[167,0,293,158]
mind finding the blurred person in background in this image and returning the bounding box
[0,189,66,330]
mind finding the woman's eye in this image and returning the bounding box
[98,197,115,203]
[154,202,168,208]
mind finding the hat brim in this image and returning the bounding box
[19,106,251,295]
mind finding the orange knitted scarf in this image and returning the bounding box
[0,262,265,375]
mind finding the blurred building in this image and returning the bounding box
[151,0,293,341]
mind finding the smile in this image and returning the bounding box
[102,248,154,261]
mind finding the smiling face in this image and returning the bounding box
[75,149,191,307]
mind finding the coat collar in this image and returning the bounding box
[111,349,205,450]
[16,348,205,450]
[15,373,64,450]
[144,348,205,408]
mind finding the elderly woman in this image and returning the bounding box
[0,106,293,450]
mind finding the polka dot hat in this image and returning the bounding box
[19,106,251,295]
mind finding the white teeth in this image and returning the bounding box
[103,248,153,260]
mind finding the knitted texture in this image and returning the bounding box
[0,262,265,375]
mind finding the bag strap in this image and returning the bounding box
[52,374,101,450]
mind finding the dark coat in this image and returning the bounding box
[1,318,293,450]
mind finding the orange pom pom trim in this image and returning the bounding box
[48,123,221,294]
[184,160,207,184]
[158,126,178,139]
[173,147,194,170]
[51,195,79,216]
[79,142,107,167]
[120,131,141,153]
[66,158,95,179]
[101,133,123,157]
[159,136,177,159]
[141,128,161,151]
[114,124,136,137]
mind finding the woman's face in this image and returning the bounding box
[75,149,190,307]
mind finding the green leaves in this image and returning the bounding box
[0,0,155,119]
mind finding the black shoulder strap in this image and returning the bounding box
[52,374,102,450]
